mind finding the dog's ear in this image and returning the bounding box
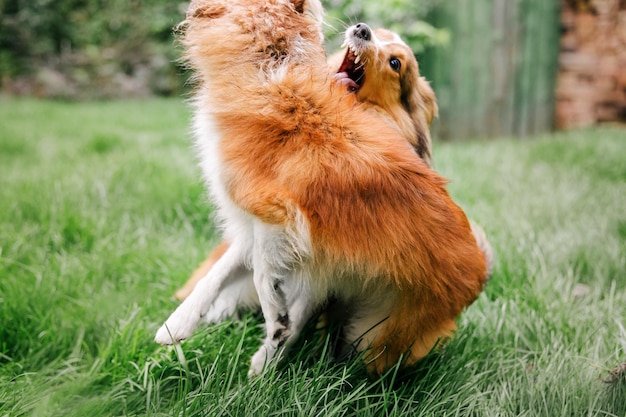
[187,1,227,19]
[401,72,437,166]
[416,76,438,126]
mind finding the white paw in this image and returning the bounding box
[154,307,202,345]
[248,346,270,377]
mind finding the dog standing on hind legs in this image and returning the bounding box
[172,22,444,312]
[172,23,493,329]
[156,0,490,376]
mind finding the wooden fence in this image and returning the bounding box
[420,0,562,140]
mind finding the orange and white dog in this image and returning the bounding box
[173,23,443,304]
[156,0,489,376]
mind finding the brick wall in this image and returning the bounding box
[556,0,626,128]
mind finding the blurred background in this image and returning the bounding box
[1,0,624,140]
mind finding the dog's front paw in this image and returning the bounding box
[248,346,270,377]
[154,308,202,345]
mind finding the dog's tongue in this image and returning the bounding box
[333,72,359,92]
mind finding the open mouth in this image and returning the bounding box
[334,46,365,93]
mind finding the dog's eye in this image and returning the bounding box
[389,58,401,72]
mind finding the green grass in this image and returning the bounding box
[1,97,625,416]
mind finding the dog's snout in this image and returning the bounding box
[354,23,371,41]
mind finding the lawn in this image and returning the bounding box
[0,97,625,416]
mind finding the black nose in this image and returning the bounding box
[354,23,371,41]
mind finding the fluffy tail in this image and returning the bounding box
[469,220,494,281]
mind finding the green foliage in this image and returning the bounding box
[0,0,183,59]
[1,98,625,416]
[0,0,186,97]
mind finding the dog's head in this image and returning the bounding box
[332,24,438,166]
[182,0,326,79]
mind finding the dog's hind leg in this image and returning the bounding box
[247,222,313,376]
[248,281,317,377]
[155,240,248,344]
[248,268,290,376]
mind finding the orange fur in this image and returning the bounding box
[172,0,488,374]
[177,26,439,301]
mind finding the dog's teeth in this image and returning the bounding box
[354,54,361,64]
[341,40,348,48]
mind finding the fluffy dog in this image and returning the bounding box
[156,0,489,376]
[174,23,441,303]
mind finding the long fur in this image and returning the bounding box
[156,0,489,376]
[175,24,442,302]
